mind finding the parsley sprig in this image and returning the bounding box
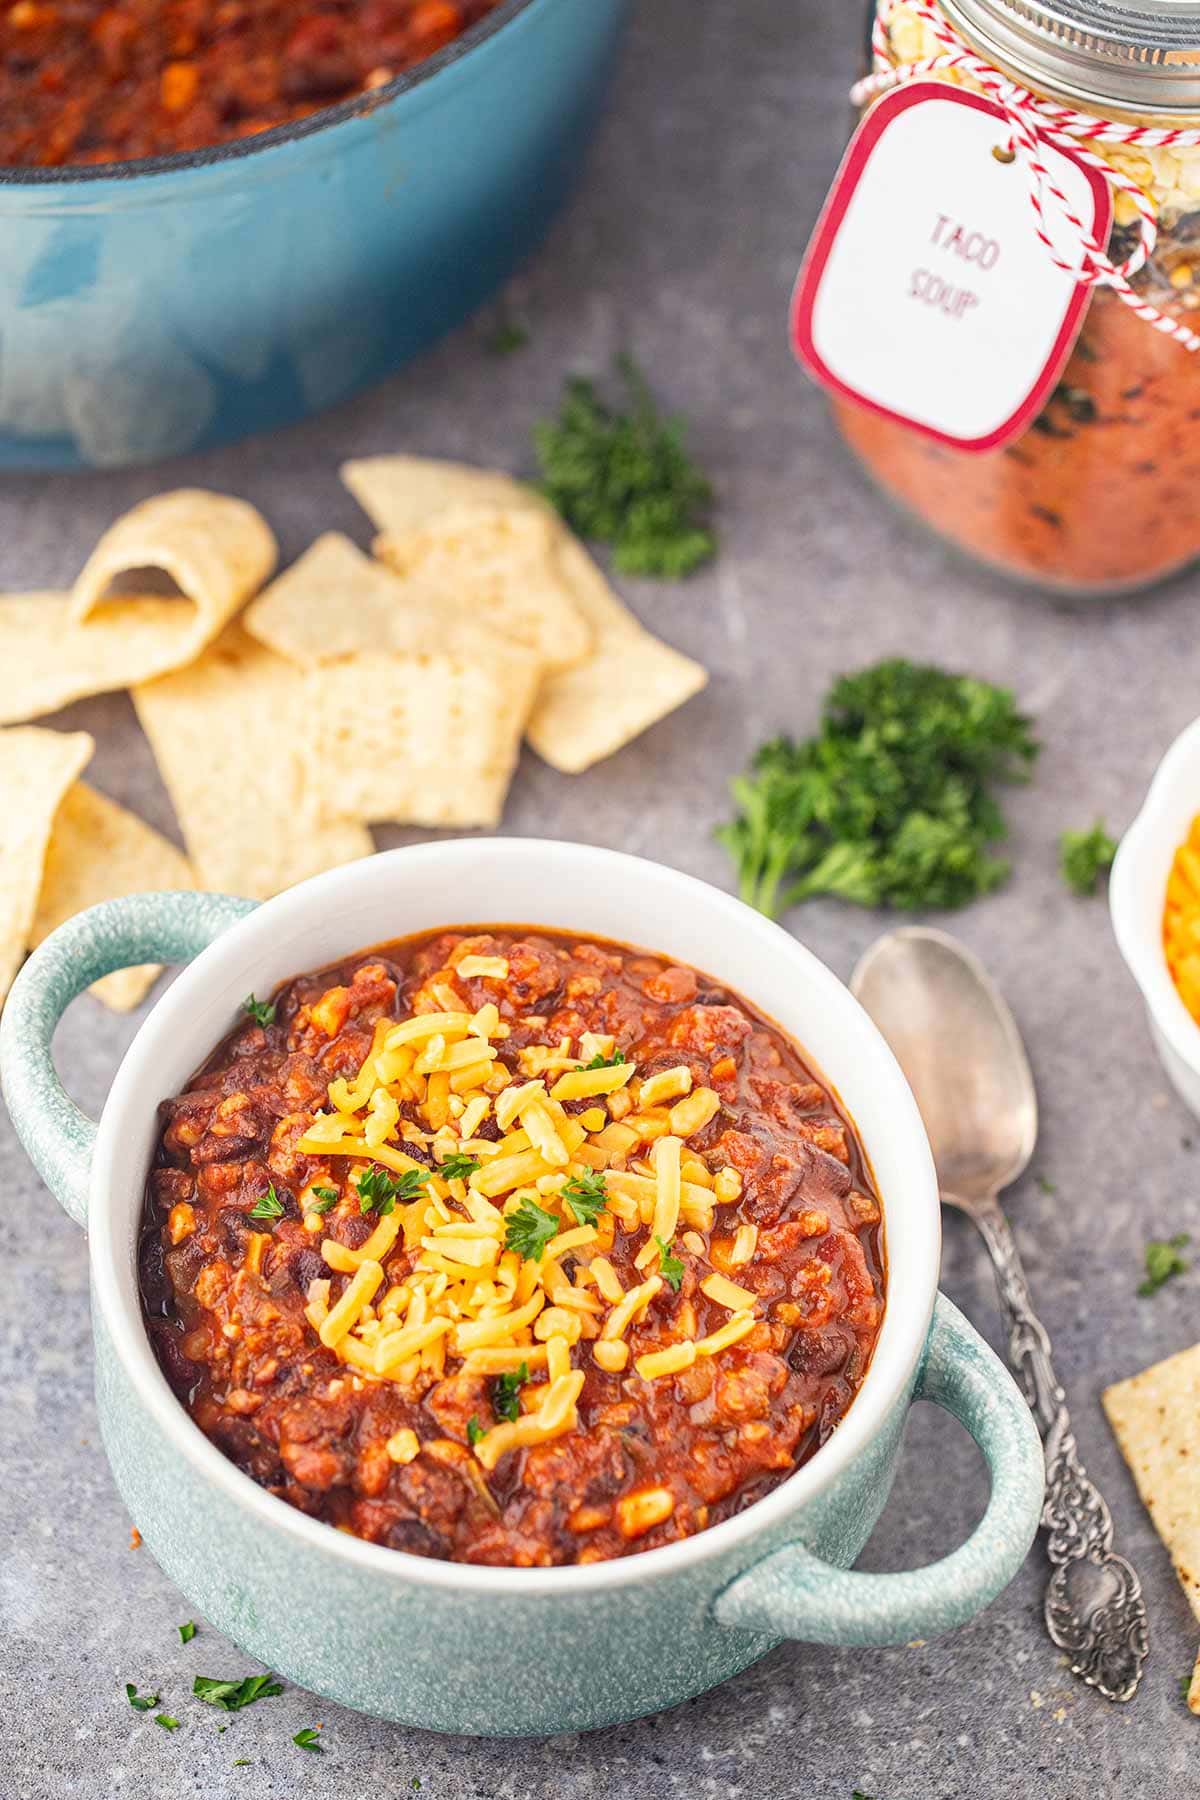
[356,1165,432,1216]
[243,994,276,1028]
[193,1673,284,1712]
[438,1151,482,1183]
[126,1684,160,1713]
[466,1416,486,1447]
[584,1048,626,1070]
[493,1362,530,1424]
[655,1237,684,1292]
[1139,1233,1189,1297]
[534,354,716,578]
[309,1186,339,1214]
[561,1169,609,1227]
[504,1196,560,1261]
[719,659,1038,918]
[293,1727,323,1753]
[1060,820,1117,896]
[248,1184,285,1222]
[177,1621,196,1645]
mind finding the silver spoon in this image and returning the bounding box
[851,925,1148,1703]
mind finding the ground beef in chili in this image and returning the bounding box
[141,928,885,1567]
[0,0,502,168]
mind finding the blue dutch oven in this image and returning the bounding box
[0,0,628,470]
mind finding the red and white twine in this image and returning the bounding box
[853,0,1200,351]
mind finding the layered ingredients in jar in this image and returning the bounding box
[140,928,885,1567]
[834,1,1200,595]
[0,0,502,167]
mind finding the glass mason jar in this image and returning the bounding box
[835,0,1200,597]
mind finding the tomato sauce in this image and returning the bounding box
[0,0,502,167]
[140,928,886,1567]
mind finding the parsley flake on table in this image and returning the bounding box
[1060,820,1117,896]
[467,1416,486,1447]
[193,1672,284,1712]
[493,1362,530,1424]
[125,1683,160,1712]
[1138,1233,1190,1297]
[248,1183,285,1222]
[584,1048,626,1070]
[534,353,716,578]
[503,1196,561,1260]
[561,1169,609,1227]
[356,1165,430,1216]
[177,1621,196,1645]
[243,994,276,1028]
[718,659,1038,919]
[656,1237,684,1292]
[293,1727,323,1753]
[438,1151,482,1183]
[485,317,530,356]
[1035,1174,1057,1197]
[155,1714,180,1732]
[309,1187,339,1213]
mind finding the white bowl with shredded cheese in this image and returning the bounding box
[1112,714,1200,1117]
[3,837,1045,1734]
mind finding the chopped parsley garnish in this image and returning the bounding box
[248,1184,285,1222]
[656,1237,684,1292]
[193,1673,284,1712]
[485,317,529,356]
[1035,1174,1057,1196]
[438,1151,482,1183]
[243,994,276,1028]
[309,1187,339,1213]
[466,1416,486,1447]
[493,1362,530,1424]
[503,1196,560,1261]
[1139,1233,1190,1297]
[561,1169,609,1227]
[1181,1673,1192,1704]
[177,1621,196,1645]
[584,1048,626,1070]
[233,1760,250,1767]
[718,659,1038,919]
[155,1714,181,1732]
[293,1727,323,1753]
[1060,820,1117,896]
[356,1165,431,1216]
[125,1683,160,1713]
[534,353,716,578]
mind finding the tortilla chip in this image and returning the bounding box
[373,507,591,674]
[133,625,372,899]
[342,454,537,536]
[0,726,93,1004]
[526,535,708,773]
[305,645,540,828]
[1103,1344,1200,1626]
[31,782,195,1011]
[245,532,448,669]
[70,487,276,626]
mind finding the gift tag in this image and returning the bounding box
[791,82,1113,451]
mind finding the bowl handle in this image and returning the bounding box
[712,1293,1044,1644]
[0,891,256,1227]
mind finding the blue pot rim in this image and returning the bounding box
[0,0,540,188]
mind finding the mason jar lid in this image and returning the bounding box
[938,0,1200,112]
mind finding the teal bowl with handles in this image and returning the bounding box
[0,841,1044,1735]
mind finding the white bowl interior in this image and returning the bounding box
[90,839,940,1591]
[1112,715,1200,1081]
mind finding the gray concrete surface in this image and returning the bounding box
[2,1,1197,1793]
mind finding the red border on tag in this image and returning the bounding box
[790,83,1114,453]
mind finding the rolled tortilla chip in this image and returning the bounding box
[31,782,195,1011]
[0,726,93,1004]
[1103,1344,1200,1628]
[245,533,448,669]
[525,535,708,773]
[134,625,372,900]
[70,487,276,626]
[373,507,591,675]
[304,644,541,828]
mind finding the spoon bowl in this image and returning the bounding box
[851,926,1038,1205]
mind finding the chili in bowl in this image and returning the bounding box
[1,840,1043,1734]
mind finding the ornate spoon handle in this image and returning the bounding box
[954,1192,1148,1703]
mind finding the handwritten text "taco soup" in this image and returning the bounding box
[909,214,1000,322]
